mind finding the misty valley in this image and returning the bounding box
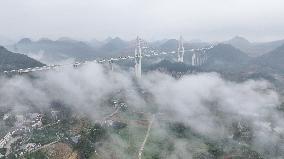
[1,36,284,159]
[1,0,284,158]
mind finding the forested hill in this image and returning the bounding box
[0,46,44,72]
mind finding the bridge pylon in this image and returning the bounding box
[135,36,142,79]
[109,59,114,71]
[177,36,184,63]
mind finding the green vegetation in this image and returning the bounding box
[4,115,16,127]
[28,127,58,145]
[0,148,6,156]
[0,46,44,72]
[75,123,107,158]
[25,151,48,159]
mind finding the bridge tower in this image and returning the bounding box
[192,52,197,66]
[135,36,142,79]
[109,59,114,71]
[177,36,184,63]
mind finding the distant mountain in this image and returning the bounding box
[9,37,136,62]
[256,44,284,72]
[104,37,114,43]
[203,44,250,72]
[18,38,32,44]
[224,36,250,50]
[88,39,104,48]
[57,37,78,43]
[184,42,211,50]
[225,36,284,57]
[150,39,170,46]
[159,39,178,51]
[0,46,44,72]
[98,37,130,56]
[159,39,210,52]
[11,38,97,63]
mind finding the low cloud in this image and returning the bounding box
[0,63,283,157]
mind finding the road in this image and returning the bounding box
[138,115,155,159]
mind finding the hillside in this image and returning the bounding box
[11,38,97,63]
[256,44,284,72]
[159,39,179,51]
[0,46,44,72]
[203,44,250,72]
[159,39,210,52]
[98,37,129,56]
[149,60,193,73]
[225,36,284,57]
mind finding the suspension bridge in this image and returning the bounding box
[2,36,215,78]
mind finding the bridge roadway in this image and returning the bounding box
[1,45,215,75]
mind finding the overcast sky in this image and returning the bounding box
[0,0,284,42]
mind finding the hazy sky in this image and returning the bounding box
[0,0,284,42]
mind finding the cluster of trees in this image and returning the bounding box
[75,123,107,158]
[167,121,264,159]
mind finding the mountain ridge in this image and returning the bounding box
[0,46,44,72]
[225,36,284,57]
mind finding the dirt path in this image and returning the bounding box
[138,115,155,159]
[29,140,59,154]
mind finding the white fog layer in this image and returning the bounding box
[0,63,283,158]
